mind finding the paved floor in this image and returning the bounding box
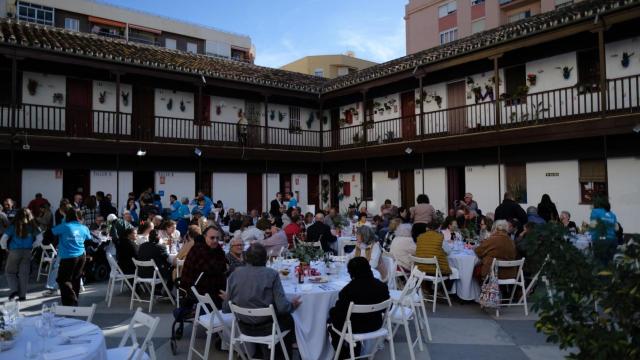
[1,273,571,360]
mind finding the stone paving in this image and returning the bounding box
[1,273,571,360]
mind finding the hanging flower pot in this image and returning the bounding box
[27,79,38,96]
[278,111,285,122]
[527,73,537,86]
[166,98,173,111]
[98,91,106,104]
[52,93,64,104]
[216,105,221,115]
[556,66,573,80]
[121,91,129,106]
[179,100,186,112]
[621,52,634,68]
[270,110,275,121]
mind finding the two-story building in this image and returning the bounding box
[1,0,639,232]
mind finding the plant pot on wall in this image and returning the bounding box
[27,79,38,96]
[98,91,106,104]
[121,91,129,106]
[621,52,634,68]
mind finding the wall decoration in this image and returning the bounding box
[418,91,442,108]
[98,91,107,104]
[216,105,222,115]
[278,111,285,122]
[306,112,315,129]
[527,73,537,86]
[621,52,634,68]
[322,116,329,125]
[121,91,129,106]
[27,79,38,96]
[433,95,442,108]
[321,179,330,204]
[483,85,494,101]
[270,110,275,121]
[179,99,186,112]
[166,98,173,111]
[466,76,475,85]
[556,66,574,80]
[388,98,398,113]
[471,86,483,103]
[52,93,64,104]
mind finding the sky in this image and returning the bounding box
[100,0,407,68]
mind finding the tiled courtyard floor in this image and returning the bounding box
[1,274,571,360]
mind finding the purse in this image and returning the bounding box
[479,261,501,309]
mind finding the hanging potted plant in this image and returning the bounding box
[306,112,315,129]
[483,85,494,101]
[471,86,483,104]
[556,66,573,80]
[98,91,107,104]
[344,110,353,124]
[269,110,275,121]
[166,98,173,111]
[278,111,285,122]
[321,179,330,204]
[121,91,129,106]
[27,79,38,96]
[621,52,634,68]
[434,95,443,109]
[527,73,537,86]
[179,100,186,112]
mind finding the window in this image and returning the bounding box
[337,67,351,76]
[17,1,54,26]
[505,64,526,99]
[314,68,324,77]
[64,18,79,32]
[508,10,531,23]
[505,163,527,203]
[438,2,457,18]
[231,48,247,61]
[471,0,485,5]
[440,28,458,44]
[555,0,573,8]
[186,42,198,54]
[579,160,607,204]
[165,38,176,50]
[577,49,600,87]
[471,19,485,34]
[289,106,301,132]
[363,171,373,201]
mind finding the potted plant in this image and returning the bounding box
[434,95,443,109]
[363,120,374,129]
[384,130,395,143]
[321,179,330,204]
[292,245,324,266]
[471,86,483,104]
[527,73,537,86]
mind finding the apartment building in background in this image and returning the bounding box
[0,0,255,62]
[405,0,580,54]
[281,52,377,78]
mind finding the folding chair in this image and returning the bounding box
[53,304,97,323]
[518,255,548,304]
[384,250,410,290]
[105,252,138,308]
[228,302,290,360]
[175,259,185,309]
[188,287,241,360]
[130,259,175,312]
[329,299,396,360]
[106,307,160,360]
[339,239,357,256]
[37,244,57,282]
[389,266,432,343]
[492,258,528,317]
[410,255,451,312]
[380,254,397,290]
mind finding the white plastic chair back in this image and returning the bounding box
[339,240,357,256]
[228,302,290,360]
[112,307,160,360]
[54,304,97,323]
[410,255,451,312]
[490,257,528,316]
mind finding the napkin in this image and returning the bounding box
[61,324,95,338]
[43,347,86,360]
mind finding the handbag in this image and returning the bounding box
[479,261,501,309]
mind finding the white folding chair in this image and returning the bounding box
[329,299,396,360]
[380,253,397,290]
[492,258,528,317]
[388,267,428,360]
[175,259,186,309]
[228,302,290,360]
[53,304,97,323]
[300,240,322,250]
[518,255,548,305]
[188,287,242,360]
[106,307,160,360]
[130,259,175,312]
[389,266,432,344]
[410,256,451,312]
[105,252,139,308]
[385,250,409,290]
[37,244,57,282]
[339,239,357,256]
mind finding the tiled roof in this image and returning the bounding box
[0,0,637,95]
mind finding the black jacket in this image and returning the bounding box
[269,199,282,218]
[137,242,170,278]
[537,202,559,222]
[494,199,527,227]
[329,277,389,333]
[116,239,139,275]
[306,222,336,253]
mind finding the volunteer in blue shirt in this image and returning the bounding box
[0,208,41,300]
[51,208,92,306]
[287,192,298,209]
[171,196,190,237]
[589,196,618,265]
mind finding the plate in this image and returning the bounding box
[308,276,329,283]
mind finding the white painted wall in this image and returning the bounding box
[15,72,66,131]
[262,173,280,212]
[414,168,447,213]
[155,171,195,208]
[154,89,194,119]
[607,157,640,234]
[369,171,400,215]
[606,37,640,111]
[212,173,247,213]
[90,170,133,212]
[338,172,362,212]
[21,169,63,208]
[291,174,308,208]
[465,164,506,215]
[526,52,578,93]
[92,80,133,136]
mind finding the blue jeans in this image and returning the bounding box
[46,256,60,290]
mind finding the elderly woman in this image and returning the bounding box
[226,236,246,275]
[478,216,493,242]
[348,225,382,272]
[474,220,517,281]
[381,217,401,252]
[158,219,181,247]
[389,224,416,272]
[441,216,463,255]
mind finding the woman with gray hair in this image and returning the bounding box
[347,225,382,272]
[474,219,517,281]
[389,223,416,272]
[226,235,246,275]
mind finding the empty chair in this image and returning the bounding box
[492,258,528,317]
[339,239,357,256]
[410,255,452,312]
[227,302,290,360]
[53,304,97,323]
[175,259,185,308]
[106,307,160,360]
[105,252,138,308]
[188,286,238,360]
[37,244,57,282]
[130,259,175,313]
[379,254,397,290]
[329,299,396,360]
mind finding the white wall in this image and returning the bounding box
[465,164,506,215]
[90,170,133,212]
[21,169,63,208]
[338,172,362,212]
[15,72,66,131]
[291,174,308,208]
[92,80,133,136]
[526,52,578,93]
[607,157,640,234]
[262,173,280,212]
[154,88,194,119]
[606,37,640,111]
[155,171,195,208]
[212,173,247,213]
[369,171,400,214]
[414,168,447,213]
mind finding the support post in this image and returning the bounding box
[361,90,367,146]
[318,101,324,151]
[598,27,607,116]
[9,56,17,199]
[264,95,269,147]
[603,135,608,195]
[492,55,501,128]
[116,153,120,211]
[197,85,203,145]
[497,145,502,205]
[421,152,425,194]
[419,76,425,138]
[115,72,121,136]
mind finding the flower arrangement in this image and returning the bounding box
[292,245,324,264]
[527,73,537,86]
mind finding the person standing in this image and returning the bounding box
[537,194,559,223]
[410,194,436,241]
[27,193,49,218]
[1,209,42,300]
[270,192,283,218]
[494,192,528,233]
[287,192,298,209]
[51,208,92,306]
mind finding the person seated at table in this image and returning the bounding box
[397,206,411,224]
[222,208,234,226]
[158,219,181,247]
[228,212,243,233]
[381,217,401,252]
[116,228,139,275]
[303,212,314,230]
[283,215,302,249]
[526,207,546,225]
[136,221,154,246]
[226,236,246,275]
[441,217,463,255]
[324,207,338,229]
[281,207,293,228]
[389,224,416,273]
[171,225,200,281]
[478,216,493,242]
[559,211,578,234]
[306,212,337,254]
[474,220,517,282]
[460,208,480,234]
[192,198,211,218]
[221,243,301,360]
[380,199,399,221]
[152,215,163,228]
[137,230,173,289]
[415,222,451,276]
[347,226,383,275]
[181,225,228,308]
[328,256,390,358]
[260,225,288,257]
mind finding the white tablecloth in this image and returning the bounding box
[448,251,480,301]
[4,316,107,360]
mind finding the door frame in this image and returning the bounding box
[400,91,416,140]
[446,80,467,135]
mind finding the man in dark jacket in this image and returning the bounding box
[137,230,172,288]
[328,257,390,357]
[269,192,283,218]
[116,228,139,275]
[494,192,528,231]
[306,213,337,253]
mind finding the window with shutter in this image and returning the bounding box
[506,163,527,203]
[579,159,607,203]
[363,171,373,201]
[289,106,301,132]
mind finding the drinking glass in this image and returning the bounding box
[35,318,50,353]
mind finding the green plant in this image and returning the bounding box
[292,245,324,264]
[321,179,330,204]
[333,213,351,230]
[348,197,363,211]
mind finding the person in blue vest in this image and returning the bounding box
[52,208,92,306]
[1,208,42,300]
[287,192,298,209]
[170,196,191,237]
[589,196,619,264]
[191,191,213,208]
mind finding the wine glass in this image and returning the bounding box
[35,317,50,353]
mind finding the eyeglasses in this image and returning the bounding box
[208,236,222,241]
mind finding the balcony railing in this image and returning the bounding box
[0,74,638,152]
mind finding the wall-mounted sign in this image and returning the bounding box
[55,169,63,179]
[93,171,113,177]
[545,172,560,177]
[160,176,166,185]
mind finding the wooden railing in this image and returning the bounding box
[0,74,638,152]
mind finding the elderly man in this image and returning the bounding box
[560,211,578,233]
[260,225,288,257]
[307,212,337,253]
[527,206,546,225]
[226,237,245,275]
[222,243,301,359]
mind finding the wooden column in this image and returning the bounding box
[318,101,324,151]
[492,55,501,128]
[197,85,203,145]
[115,72,121,136]
[9,56,17,199]
[598,27,607,116]
[361,89,367,145]
[418,75,425,138]
[264,94,269,147]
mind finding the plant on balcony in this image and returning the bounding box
[363,120,375,129]
[121,91,129,106]
[98,91,106,104]
[166,98,173,111]
[52,93,64,105]
[339,118,347,127]
[556,66,574,80]
[434,95,443,109]
[348,197,363,211]
[471,86,483,104]
[179,100,186,112]
[278,111,285,122]
[388,98,398,112]
[270,110,275,121]
[306,112,315,129]
[527,73,537,86]
[621,52,634,68]
[337,180,345,201]
[322,115,329,125]
[321,179,330,204]
[466,76,475,85]
[483,85,494,101]
[27,79,38,96]
[384,130,395,143]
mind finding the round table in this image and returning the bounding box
[4,316,107,360]
[448,250,480,301]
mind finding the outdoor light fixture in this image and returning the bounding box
[201,74,206,84]
[136,149,146,157]
[194,147,202,157]
[405,147,413,155]
[633,123,640,133]
[66,152,71,157]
